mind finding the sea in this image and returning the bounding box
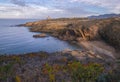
[0,19,81,55]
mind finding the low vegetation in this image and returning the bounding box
[41,62,104,82]
[99,19,120,50]
[0,63,13,81]
[0,51,120,82]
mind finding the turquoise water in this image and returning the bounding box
[0,19,81,55]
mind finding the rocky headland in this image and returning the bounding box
[23,17,120,58]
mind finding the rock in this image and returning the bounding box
[33,33,47,38]
[13,24,25,27]
[76,37,84,41]
[88,50,95,55]
[25,22,34,26]
[62,48,72,53]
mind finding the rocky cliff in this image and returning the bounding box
[23,17,120,50]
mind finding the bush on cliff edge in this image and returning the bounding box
[99,19,120,50]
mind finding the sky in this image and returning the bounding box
[0,0,120,19]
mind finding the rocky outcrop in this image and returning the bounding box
[23,17,120,50]
[24,19,70,33]
[53,22,100,41]
[33,33,47,38]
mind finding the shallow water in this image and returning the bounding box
[0,19,81,55]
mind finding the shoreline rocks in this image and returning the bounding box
[33,33,47,38]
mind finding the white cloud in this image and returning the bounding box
[0,3,64,18]
[0,3,95,19]
[0,0,119,18]
[70,0,120,13]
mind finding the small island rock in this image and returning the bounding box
[33,33,47,38]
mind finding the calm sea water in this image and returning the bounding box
[0,19,81,55]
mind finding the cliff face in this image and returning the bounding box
[52,22,100,41]
[23,18,120,50]
[24,18,100,40]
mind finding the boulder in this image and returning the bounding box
[33,33,47,38]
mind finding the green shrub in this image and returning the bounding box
[41,62,105,82]
[97,73,112,82]
[68,61,104,82]
[0,63,13,81]
[15,75,21,82]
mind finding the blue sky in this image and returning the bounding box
[0,0,120,19]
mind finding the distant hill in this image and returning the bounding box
[88,13,120,19]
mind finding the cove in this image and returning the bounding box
[0,19,81,55]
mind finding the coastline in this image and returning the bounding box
[22,17,120,59]
[0,17,120,82]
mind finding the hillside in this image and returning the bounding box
[88,13,120,19]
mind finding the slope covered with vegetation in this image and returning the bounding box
[99,18,120,50]
[0,50,119,82]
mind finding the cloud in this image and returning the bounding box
[0,3,64,19]
[70,0,120,13]
[0,0,119,18]
[10,0,26,6]
[0,0,96,19]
